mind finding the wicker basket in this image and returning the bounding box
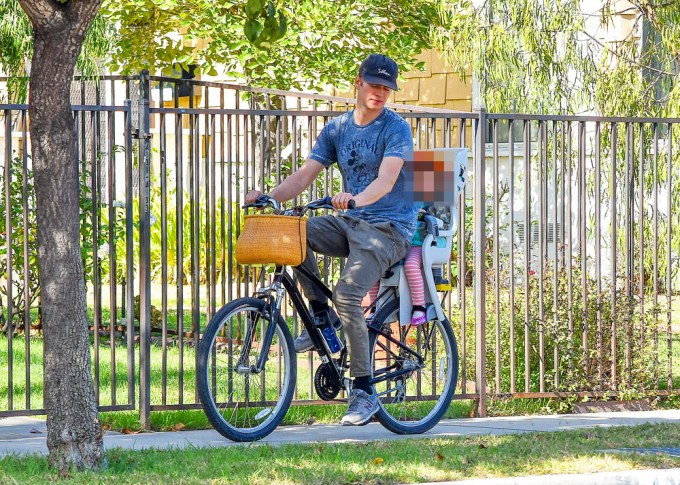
[235,214,307,266]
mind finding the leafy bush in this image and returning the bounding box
[0,156,39,329]
[455,258,666,397]
[0,154,107,330]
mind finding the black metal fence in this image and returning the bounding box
[0,73,678,424]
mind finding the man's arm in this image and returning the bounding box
[245,158,325,204]
[332,156,403,209]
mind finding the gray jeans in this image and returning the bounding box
[295,214,410,377]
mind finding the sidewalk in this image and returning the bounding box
[1,410,679,483]
[2,409,679,455]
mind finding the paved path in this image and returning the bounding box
[2,410,679,484]
[1,409,679,456]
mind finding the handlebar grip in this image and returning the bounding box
[242,194,277,210]
[321,197,355,209]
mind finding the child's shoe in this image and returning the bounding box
[410,305,427,326]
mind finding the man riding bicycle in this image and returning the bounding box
[245,53,417,426]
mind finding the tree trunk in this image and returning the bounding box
[18,0,104,471]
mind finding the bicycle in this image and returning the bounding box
[197,196,459,442]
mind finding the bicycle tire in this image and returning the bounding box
[369,298,459,434]
[197,297,296,442]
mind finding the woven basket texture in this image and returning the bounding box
[235,214,307,266]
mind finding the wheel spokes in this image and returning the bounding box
[208,307,289,432]
[373,319,453,424]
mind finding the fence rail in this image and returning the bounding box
[0,74,678,424]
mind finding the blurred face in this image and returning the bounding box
[355,76,392,110]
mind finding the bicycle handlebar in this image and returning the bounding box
[243,194,279,210]
[307,196,356,211]
[243,195,355,213]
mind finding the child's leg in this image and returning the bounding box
[404,247,427,325]
[367,282,379,303]
[363,281,380,315]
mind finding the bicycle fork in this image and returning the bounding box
[237,273,287,374]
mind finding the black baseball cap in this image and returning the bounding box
[358,54,399,91]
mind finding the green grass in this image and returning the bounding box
[486,393,680,417]
[0,334,358,411]
[2,284,679,427]
[2,330,678,431]
[96,399,476,432]
[6,324,676,431]
[1,423,679,484]
[1,280,466,414]
[0,335,198,409]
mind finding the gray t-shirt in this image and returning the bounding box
[309,108,417,241]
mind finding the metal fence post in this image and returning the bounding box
[474,108,488,417]
[124,100,136,410]
[138,70,152,428]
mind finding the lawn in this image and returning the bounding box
[1,283,679,421]
[0,333,374,411]
[3,331,677,416]
[1,423,679,484]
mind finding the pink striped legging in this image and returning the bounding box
[367,246,425,307]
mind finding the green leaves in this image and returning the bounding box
[245,0,263,18]
[243,1,287,49]
[244,19,262,42]
[435,0,680,117]
[0,0,113,102]
[2,0,440,94]
[450,0,600,113]
[0,156,40,321]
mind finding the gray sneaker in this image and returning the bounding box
[341,389,379,426]
[294,308,341,353]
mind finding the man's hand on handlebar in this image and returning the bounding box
[245,189,263,205]
[243,192,280,211]
[331,192,356,210]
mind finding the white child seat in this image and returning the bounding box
[379,147,468,325]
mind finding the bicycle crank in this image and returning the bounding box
[314,362,343,400]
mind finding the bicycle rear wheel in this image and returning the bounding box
[197,297,296,442]
[369,298,458,434]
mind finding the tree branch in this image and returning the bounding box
[630,0,680,60]
[68,0,105,38]
[582,30,676,77]
[17,0,63,29]
[18,0,103,37]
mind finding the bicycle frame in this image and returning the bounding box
[251,262,428,389]
[251,264,346,381]
[367,320,426,386]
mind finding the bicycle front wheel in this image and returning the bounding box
[370,298,458,434]
[197,297,296,442]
